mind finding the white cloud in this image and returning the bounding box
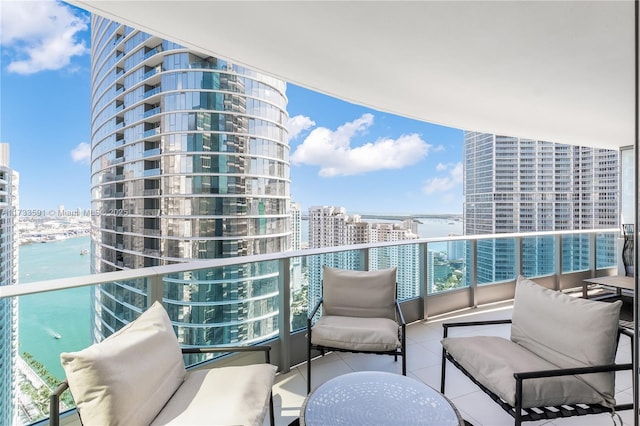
[433,144,445,152]
[422,162,463,194]
[287,115,316,140]
[71,142,91,164]
[436,162,448,171]
[1,0,89,74]
[291,113,431,176]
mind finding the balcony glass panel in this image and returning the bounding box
[477,238,516,284]
[562,234,590,273]
[290,256,307,332]
[163,261,280,355]
[369,243,421,300]
[522,236,554,278]
[596,232,618,270]
[428,240,469,293]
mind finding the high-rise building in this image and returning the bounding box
[290,202,303,292]
[307,206,420,305]
[0,144,18,423]
[89,18,290,346]
[464,132,619,283]
[291,202,302,252]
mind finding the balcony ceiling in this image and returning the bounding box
[68,0,635,149]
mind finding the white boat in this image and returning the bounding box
[80,249,89,255]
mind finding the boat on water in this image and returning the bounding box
[80,249,89,255]
[52,332,61,339]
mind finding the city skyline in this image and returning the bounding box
[1,0,465,215]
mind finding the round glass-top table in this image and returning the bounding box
[300,371,464,425]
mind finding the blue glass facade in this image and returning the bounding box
[90,17,290,345]
[464,132,619,282]
[0,147,17,423]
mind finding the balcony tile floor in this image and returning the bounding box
[269,301,635,426]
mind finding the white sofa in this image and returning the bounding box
[441,276,633,425]
[50,302,276,426]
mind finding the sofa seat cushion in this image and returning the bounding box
[442,336,613,409]
[311,315,400,351]
[151,363,277,426]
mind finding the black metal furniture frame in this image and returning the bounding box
[441,319,633,426]
[50,345,275,426]
[306,295,406,394]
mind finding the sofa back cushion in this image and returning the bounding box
[60,301,186,425]
[511,276,621,406]
[322,266,397,320]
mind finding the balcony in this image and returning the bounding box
[142,168,160,177]
[143,106,160,118]
[143,147,161,157]
[143,86,160,99]
[142,127,160,138]
[2,228,628,425]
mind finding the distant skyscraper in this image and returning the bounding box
[291,202,302,251]
[307,206,419,305]
[464,132,619,282]
[90,18,290,346]
[0,144,18,423]
[290,202,303,292]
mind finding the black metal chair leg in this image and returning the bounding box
[307,343,312,394]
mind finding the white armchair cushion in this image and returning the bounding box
[311,315,400,351]
[60,302,186,425]
[511,276,621,406]
[322,266,397,320]
[151,364,277,426]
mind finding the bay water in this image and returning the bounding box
[18,236,92,381]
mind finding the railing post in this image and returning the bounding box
[147,274,163,308]
[515,236,523,277]
[554,234,562,291]
[362,248,370,270]
[469,239,477,308]
[589,232,597,278]
[278,257,291,373]
[420,242,427,320]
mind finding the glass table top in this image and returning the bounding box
[301,371,464,425]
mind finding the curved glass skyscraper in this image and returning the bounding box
[0,145,17,424]
[90,17,290,346]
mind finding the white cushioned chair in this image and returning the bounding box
[441,276,633,425]
[306,266,406,393]
[50,301,277,426]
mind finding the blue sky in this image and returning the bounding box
[1,0,464,214]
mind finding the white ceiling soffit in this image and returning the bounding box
[67,1,635,149]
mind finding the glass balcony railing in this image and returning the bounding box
[1,228,621,425]
[143,86,161,99]
[143,107,160,118]
[142,168,160,177]
[142,127,159,138]
[143,148,160,157]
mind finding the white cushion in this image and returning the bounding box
[322,266,397,320]
[511,276,621,406]
[311,315,400,351]
[60,302,186,425]
[442,336,614,408]
[151,364,277,426]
